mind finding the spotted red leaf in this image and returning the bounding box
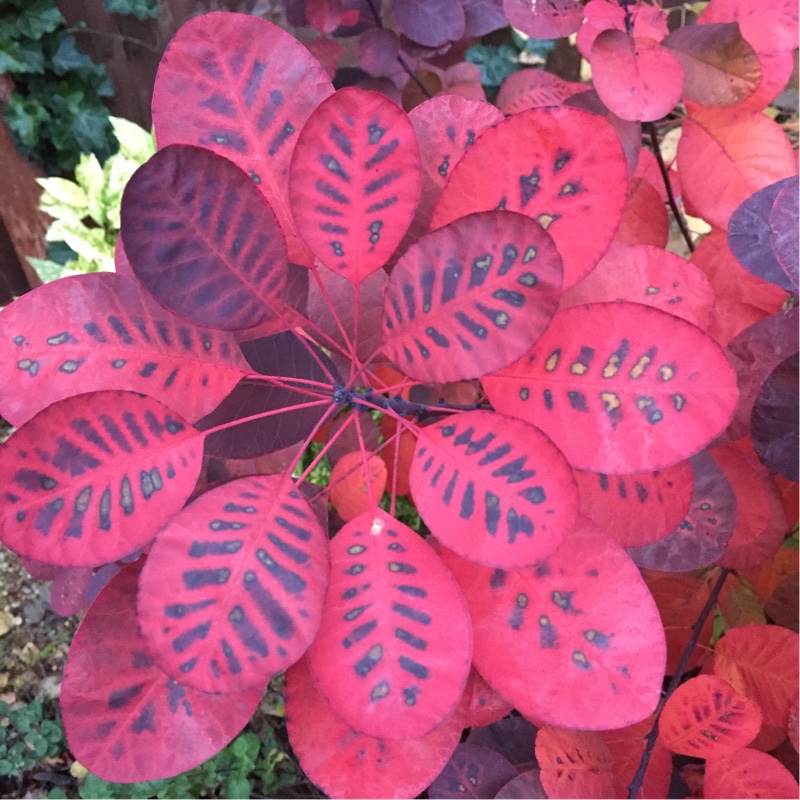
[628,451,736,571]
[482,302,739,473]
[61,561,262,782]
[151,12,334,265]
[431,106,629,290]
[440,518,667,729]
[410,411,578,569]
[306,509,472,740]
[285,654,467,799]
[502,0,584,39]
[0,392,204,567]
[536,727,615,798]
[121,145,288,331]
[659,674,762,758]
[574,459,694,549]
[705,749,800,798]
[289,87,422,284]
[560,243,715,329]
[428,743,518,799]
[382,211,563,383]
[137,475,328,693]
[463,666,513,728]
[0,274,249,428]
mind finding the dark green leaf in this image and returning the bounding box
[15,0,65,38]
[50,33,96,74]
[104,0,160,19]
[466,43,521,87]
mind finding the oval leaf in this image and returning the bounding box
[306,509,472,740]
[440,518,667,729]
[535,727,615,799]
[289,87,422,284]
[431,106,629,290]
[496,69,588,115]
[0,392,204,567]
[463,666,514,728]
[382,211,563,383]
[769,176,799,290]
[0,273,249,428]
[704,749,800,799]
[613,177,669,248]
[285,654,466,799]
[61,561,262,782]
[329,451,387,522]
[122,145,288,331]
[151,12,334,265]
[482,302,739,473]
[394,0,466,46]
[137,475,328,693]
[503,0,584,39]
[659,674,762,757]
[428,743,518,799]
[410,411,578,568]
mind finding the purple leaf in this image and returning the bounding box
[394,0,466,46]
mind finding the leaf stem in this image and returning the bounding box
[627,567,730,799]
[644,120,695,254]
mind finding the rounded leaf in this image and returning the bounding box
[431,106,629,290]
[0,273,249,427]
[0,392,204,567]
[496,69,588,115]
[137,475,329,693]
[306,509,472,740]
[659,674,762,757]
[289,87,422,283]
[394,0,466,46]
[769,176,799,290]
[329,452,387,522]
[536,727,614,799]
[704,749,800,799]
[440,518,667,729]
[382,211,563,383]
[503,0,584,39]
[410,411,578,568]
[428,743,518,799]
[61,561,263,783]
[482,302,739,473]
[463,666,514,728]
[151,12,334,265]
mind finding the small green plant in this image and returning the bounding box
[29,116,155,282]
[103,0,160,20]
[0,699,65,777]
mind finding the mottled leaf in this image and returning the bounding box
[496,69,587,115]
[0,392,204,567]
[428,743,518,799]
[410,410,578,568]
[536,727,615,798]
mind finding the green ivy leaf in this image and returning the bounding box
[465,43,521,88]
[225,775,253,799]
[15,0,65,39]
[49,32,97,75]
[104,0,160,20]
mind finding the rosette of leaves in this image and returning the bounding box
[0,700,65,778]
[0,10,770,800]
[0,0,116,174]
[29,117,155,282]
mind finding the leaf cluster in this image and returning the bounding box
[0,700,65,778]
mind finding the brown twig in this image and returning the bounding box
[627,568,731,798]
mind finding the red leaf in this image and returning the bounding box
[496,69,589,115]
[431,106,629,290]
[663,22,761,106]
[329,451,387,522]
[678,107,798,230]
[574,459,694,549]
[562,243,715,329]
[462,666,513,728]
[428,743,518,798]
[380,415,416,498]
[0,392,204,567]
[306,509,472,739]
[503,0,584,39]
[50,566,94,617]
[440,518,667,729]
[382,211,563,383]
[358,28,402,77]
[613,177,669,248]
[700,0,799,53]
[628,451,736,572]
[704,749,800,798]
[714,624,800,730]
[482,302,739,473]
[410,410,578,568]
[289,87,422,284]
[137,475,329,693]
[535,727,615,798]
[0,273,249,428]
[285,654,466,799]
[577,0,668,58]
[394,0,466,47]
[306,0,346,33]
[61,562,262,782]
[152,13,333,266]
[304,36,344,79]
[590,31,684,122]
[122,146,289,331]
[659,674,762,757]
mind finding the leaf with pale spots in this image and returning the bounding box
[151,12,333,265]
[285,654,467,799]
[627,451,736,571]
[410,411,577,569]
[137,475,328,693]
[289,87,422,284]
[0,273,249,428]
[61,561,262,783]
[658,674,762,758]
[439,517,667,729]
[482,302,739,474]
[0,392,203,567]
[122,145,289,331]
[305,509,472,740]
[427,743,518,799]
[431,106,629,289]
[382,211,563,383]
